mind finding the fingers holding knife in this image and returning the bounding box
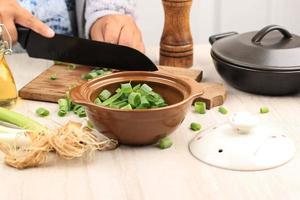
[0,0,54,44]
[90,14,145,53]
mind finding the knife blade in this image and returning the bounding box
[17,26,157,71]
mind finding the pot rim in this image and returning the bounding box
[71,71,204,113]
[211,51,300,73]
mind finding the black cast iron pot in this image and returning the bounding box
[209,25,300,95]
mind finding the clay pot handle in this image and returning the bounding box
[70,86,93,107]
[193,82,227,109]
[180,77,226,109]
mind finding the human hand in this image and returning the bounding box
[0,0,54,44]
[90,14,145,53]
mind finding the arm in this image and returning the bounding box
[84,0,144,52]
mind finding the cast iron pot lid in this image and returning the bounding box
[210,25,300,71]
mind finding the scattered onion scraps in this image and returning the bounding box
[0,106,118,169]
[0,121,118,169]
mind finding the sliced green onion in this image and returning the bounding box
[54,61,64,65]
[110,99,128,108]
[58,110,67,117]
[260,107,269,114]
[76,107,87,118]
[146,92,158,103]
[115,88,121,93]
[128,92,141,107]
[35,108,50,117]
[139,96,150,108]
[218,106,228,115]
[195,101,206,114]
[133,84,141,91]
[102,92,123,106]
[120,104,133,110]
[140,84,152,94]
[97,83,167,109]
[154,98,166,107]
[58,99,69,117]
[73,104,82,112]
[158,137,172,149]
[99,89,112,101]
[87,120,94,129]
[68,64,77,70]
[121,83,133,94]
[81,73,93,80]
[190,122,201,131]
[50,74,57,80]
[81,68,112,80]
[68,84,77,90]
[89,72,98,79]
[94,98,102,105]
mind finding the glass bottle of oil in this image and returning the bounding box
[0,24,17,107]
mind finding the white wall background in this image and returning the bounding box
[136,0,300,46]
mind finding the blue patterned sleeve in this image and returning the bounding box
[84,0,136,38]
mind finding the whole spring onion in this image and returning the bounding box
[0,107,47,133]
[0,107,42,148]
[94,83,168,109]
[0,122,30,147]
[0,123,26,134]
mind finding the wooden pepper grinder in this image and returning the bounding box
[160,0,193,68]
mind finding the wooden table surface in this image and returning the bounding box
[1,45,300,200]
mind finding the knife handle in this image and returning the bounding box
[16,25,31,49]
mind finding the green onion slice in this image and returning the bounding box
[195,101,206,114]
[158,137,173,149]
[260,107,269,114]
[36,108,50,117]
[218,106,228,115]
[121,83,133,94]
[102,92,123,106]
[190,122,201,131]
[128,92,141,107]
[99,89,112,101]
[120,104,133,110]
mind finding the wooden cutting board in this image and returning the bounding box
[19,64,203,103]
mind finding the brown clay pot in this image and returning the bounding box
[71,71,225,145]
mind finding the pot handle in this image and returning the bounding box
[183,76,227,109]
[252,25,293,44]
[192,82,227,109]
[70,85,94,107]
[209,32,238,45]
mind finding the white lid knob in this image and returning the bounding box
[229,112,259,134]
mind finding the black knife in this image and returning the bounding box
[17,26,157,71]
